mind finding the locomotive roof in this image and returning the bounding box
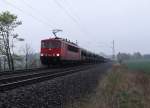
[42,37,78,47]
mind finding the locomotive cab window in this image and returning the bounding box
[49,41,61,48]
[68,45,79,52]
[41,41,61,48]
[41,41,49,48]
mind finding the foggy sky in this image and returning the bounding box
[0,0,150,55]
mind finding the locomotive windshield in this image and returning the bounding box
[41,40,61,48]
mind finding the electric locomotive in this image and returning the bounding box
[40,37,81,65]
[40,29,106,66]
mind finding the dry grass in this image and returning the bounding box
[66,64,150,108]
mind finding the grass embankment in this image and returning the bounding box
[66,64,150,108]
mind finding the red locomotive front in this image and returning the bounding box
[40,37,81,65]
[40,39,61,65]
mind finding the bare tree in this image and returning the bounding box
[25,44,31,69]
[0,11,23,71]
[22,43,34,69]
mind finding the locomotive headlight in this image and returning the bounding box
[41,53,44,56]
[56,53,60,56]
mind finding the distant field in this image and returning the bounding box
[125,59,150,73]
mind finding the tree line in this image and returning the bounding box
[117,52,150,63]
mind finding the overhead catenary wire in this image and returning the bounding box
[12,0,88,38]
[52,0,79,24]
[20,0,81,33]
[2,0,85,41]
[49,0,90,36]
[60,0,80,21]
[3,0,89,37]
[2,0,53,29]
[20,0,56,28]
[59,0,90,34]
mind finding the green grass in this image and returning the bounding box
[125,59,150,73]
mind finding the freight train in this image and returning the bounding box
[40,37,106,65]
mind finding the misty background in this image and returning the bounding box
[0,0,150,55]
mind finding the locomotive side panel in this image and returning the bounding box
[60,41,67,60]
[60,42,81,61]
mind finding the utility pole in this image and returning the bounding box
[112,40,115,60]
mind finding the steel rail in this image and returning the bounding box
[0,63,90,76]
[0,64,96,92]
[0,67,48,76]
[0,65,90,84]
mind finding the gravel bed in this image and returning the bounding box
[0,63,111,108]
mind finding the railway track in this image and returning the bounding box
[0,64,97,92]
[0,65,74,76]
[0,63,91,77]
[0,67,48,77]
